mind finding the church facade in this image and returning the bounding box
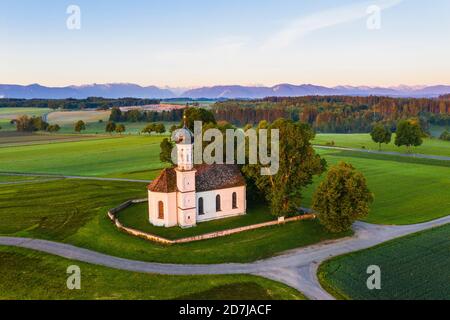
[147,125,247,228]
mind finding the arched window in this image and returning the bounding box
[216,195,221,212]
[158,201,164,219]
[232,192,238,209]
[198,197,204,215]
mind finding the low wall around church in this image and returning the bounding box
[107,199,316,245]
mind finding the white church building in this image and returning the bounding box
[147,125,247,228]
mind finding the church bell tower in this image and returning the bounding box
[174,116,197,228]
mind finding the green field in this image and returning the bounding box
[0,246,304,300]
[0,132,110,148]
[302,149,450,225]
[118,203,276,240]
[1,135,449,225]
[314,133,450,157]
[318,224,450,300]
[0,179,349,264]
[0,136,166,179]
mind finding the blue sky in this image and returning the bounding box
[1,0,449,87]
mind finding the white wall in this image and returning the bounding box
[196,186,246,223]
[148,191,178,227]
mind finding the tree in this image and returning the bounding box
[115,124,126,135]
[154,123,166,134]
[370,123,392,150]
[183,107,216,131]
[312,162,374,233]
[109,107,122,122]
[395,119,423,152]
[47,124,61,133]
[16,116,49,132]
[160,138,174,164]
[242,119,326,217]
[439,130,450,141]
[105,121,116,134]
[74,120,86,133]
[142,123,156,134]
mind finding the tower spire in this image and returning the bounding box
[183,114,188,129]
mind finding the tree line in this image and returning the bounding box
[212,96,450,133]
[109,107,184,123]
[0,97,160,110]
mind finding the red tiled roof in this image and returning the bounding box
[147,164,245,193]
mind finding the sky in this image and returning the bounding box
[1,0,450,88]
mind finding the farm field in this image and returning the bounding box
[0,136,166,179]
[0,107,52,119]
[56,121,177,135]
[0,246,304,300]
[0,179,349,264]
[1,135,449,225]
[314,133,450,157]
[46,110,111,124]
[0,132,108,147]
[302,149,450,225]
[318,224,450,300]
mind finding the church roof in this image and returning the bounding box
[147,164,245,193]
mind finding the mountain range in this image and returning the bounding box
[1,83,449,100]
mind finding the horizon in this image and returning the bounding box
[2,0,450,87]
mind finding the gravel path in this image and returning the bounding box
[1,215,449,300]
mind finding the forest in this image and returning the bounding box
[212,96,450,133]
[0,97,160,110]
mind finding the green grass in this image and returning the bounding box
[0,136,166,180]
[314,133,450,157]
[318,224,450,300]
[56,121,177,135]
[0,246,305,300]
[0,179,349,264]
[302,149,450,225]
[118,203,275,240]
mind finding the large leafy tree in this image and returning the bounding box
[74,120,86,133]
[395,119,423,151]
[312,162,373,233]
[182,107,216,130]
[370,123,392,150]
[105,121,116,133]
[243,119,326,217]
[160,138,174,164]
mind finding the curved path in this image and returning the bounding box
[314,145,450,161]
[1,215,449,300]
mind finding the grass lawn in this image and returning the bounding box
[117,203,275,240]
[314,133,450,157]
[302,149,450,225]
[0,179,350,264]
[0,246,305,300]
[0,135,167,180]
[317,224,450,300]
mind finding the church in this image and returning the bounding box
[147,124,247,228]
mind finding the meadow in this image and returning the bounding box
[0,136,166,179]
[302,149,450,225]
[0,246,304,300]
[0,179,349,264]
[313,133,450,157]
[317,224,450,300]
[1,135,449,225]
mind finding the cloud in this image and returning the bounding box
[262,0,403,50]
